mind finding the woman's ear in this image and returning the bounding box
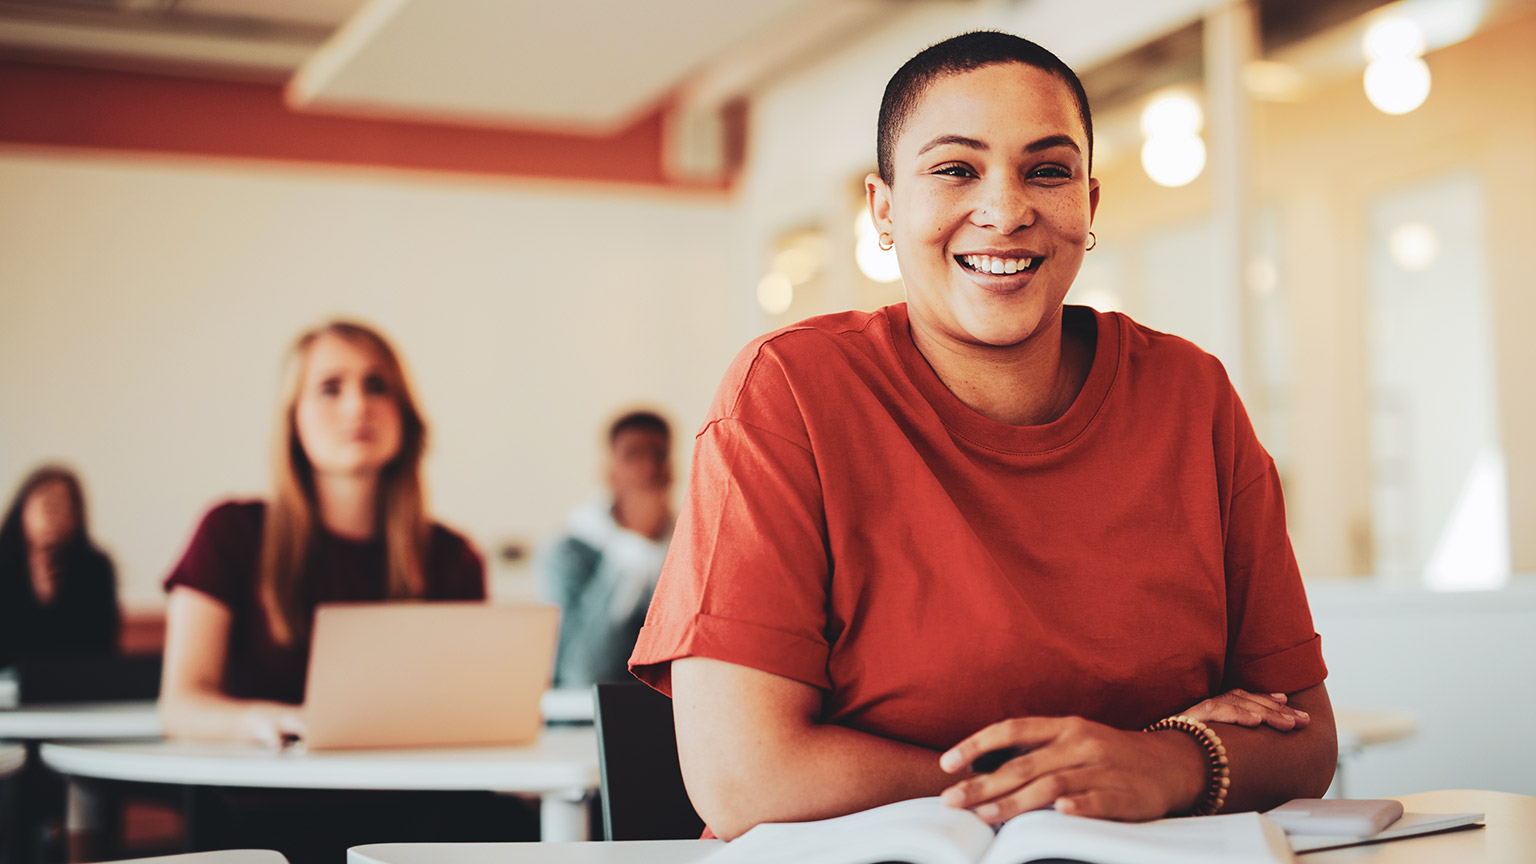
[865,173,894,234]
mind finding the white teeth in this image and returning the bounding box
[962,255,1035,274]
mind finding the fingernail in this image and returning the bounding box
[940,789,965,806]
[1271,693,1287,700]
[1056,798,1076,814]
[940,750,962,772]
[976,803,999,820]
[1297,710,1310,719]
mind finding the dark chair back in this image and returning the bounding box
[14,655,162,704]
[593,682,705,841]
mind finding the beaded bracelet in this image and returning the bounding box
[1143,714,1230,816]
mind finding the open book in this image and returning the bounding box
[701,797,1295,864]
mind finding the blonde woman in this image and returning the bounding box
[159,321,484,746]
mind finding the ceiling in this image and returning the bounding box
[0,0,916,134]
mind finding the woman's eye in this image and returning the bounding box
[933,163,976,178]
[1031,165,1072,180]
[364,375,391,396]
[319,380,341,397]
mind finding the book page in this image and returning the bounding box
[979,810,1294,864]
[701,797,996,864]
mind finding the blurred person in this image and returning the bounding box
[632,31,1335,840]
[538,410,673,687]
[0,465,119,667]
[156,321,533,863]
[158,320,485,744]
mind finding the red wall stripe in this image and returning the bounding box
[0,60,740,190]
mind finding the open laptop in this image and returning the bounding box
[302,601,559,750]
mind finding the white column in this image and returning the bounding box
[1203,1,1258,398]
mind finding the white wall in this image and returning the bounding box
[0,149,740,606]
[1311,579,1536,797]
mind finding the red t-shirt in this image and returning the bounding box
[631,304,1325,751]
[164,500,485,704]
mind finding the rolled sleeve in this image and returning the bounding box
[630,408,832,696]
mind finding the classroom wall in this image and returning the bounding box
[1311,578,1536,797]
[0,149,741,607]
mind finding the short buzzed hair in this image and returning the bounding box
[876,31,1094,184]
[608,410,670,445]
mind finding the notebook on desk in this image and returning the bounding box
[302,601,559,750]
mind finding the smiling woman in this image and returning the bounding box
[627,31,1337,840]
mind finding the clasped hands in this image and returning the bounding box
[938,689,1308,823]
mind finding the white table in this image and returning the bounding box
[351,839,721,864]
[347,790,1530,864]
[540,688,595,724]
[41,726,600,842]
[100,853,288,864]
[0,700,162,741]
[0,692,589,742]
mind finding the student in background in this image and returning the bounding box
[0,465,119,667]
[156,321,530,864]
[539,410,673,687]
[159,320,485,745]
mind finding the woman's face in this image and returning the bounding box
[22,479,76,549]
[868,62,1098,350]
[293,333,405,480]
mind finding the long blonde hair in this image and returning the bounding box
[258,320,430,646]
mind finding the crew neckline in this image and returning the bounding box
[887,302,1121,455]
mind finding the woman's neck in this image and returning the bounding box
[910,309,1094,427]
[312,473,382,541]
[28,546,59,605]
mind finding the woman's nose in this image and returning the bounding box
[338,385,366,418]
[975,177,1035,233]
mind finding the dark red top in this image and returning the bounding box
[164,500,485,704]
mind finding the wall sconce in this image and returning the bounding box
[759,230,829,315]
[1140,92,1206,188]
[1363,18,1431,115]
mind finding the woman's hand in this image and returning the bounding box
[1182,689,1309,731]
[938,716,1207,823]
[239,704,306,749]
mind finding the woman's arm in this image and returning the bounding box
[676,653,1331,835]
[937,681,1337,821]
[672,657,966,840]
[158,586,304,746]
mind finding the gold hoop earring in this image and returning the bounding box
[878,232,894,252]
[1085,232,1097,251]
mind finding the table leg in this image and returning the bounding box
[539,789,590,842]
[62,778,117,863]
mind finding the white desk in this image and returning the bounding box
[0,691,587,742]
[540,688,595,724]
[351,839,721,864]
[347,790,1530,864]
[0,700,162,741]
[41,726,600,842]
[100,853,288,864]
